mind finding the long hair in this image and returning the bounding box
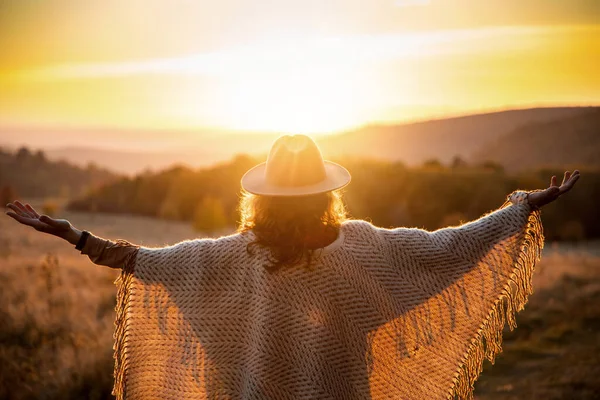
[238,190,347,272]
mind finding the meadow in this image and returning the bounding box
[0,203,599,399]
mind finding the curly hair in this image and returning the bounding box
[238,190,347,272]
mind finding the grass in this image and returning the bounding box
[1,205,599,399]
[0,205,198,400]
[474,250,600,399]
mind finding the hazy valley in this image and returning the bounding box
[2,106,597,175]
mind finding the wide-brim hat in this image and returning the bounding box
[241,135,351,196]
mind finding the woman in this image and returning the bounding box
[6,135,580,400]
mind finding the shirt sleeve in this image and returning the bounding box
[507,190,531,207]
[79,233,140,270]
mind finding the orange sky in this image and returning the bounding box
[0,0,598,135]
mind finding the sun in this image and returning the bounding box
[218,67,369,133]
[175,38,379,134]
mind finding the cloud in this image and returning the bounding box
[9,25,592,83]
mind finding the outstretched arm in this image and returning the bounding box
[427,170,580,275]
[5,201,138,269]
[378,170,580,399]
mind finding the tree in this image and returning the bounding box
[0,185,18,205]
[479,160,504,173]
[34,150,47,164]
[193,197,228,233]
[16,147,31,163]
[451,156,468,169]
[422,159,443,169]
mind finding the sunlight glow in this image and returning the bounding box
[211,68,367,133]
[14,26,563,81]
[1,23,598,133]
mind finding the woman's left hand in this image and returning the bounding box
[527,170,580,208]
[5,200,82,244]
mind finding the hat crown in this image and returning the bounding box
[265,135,327,188]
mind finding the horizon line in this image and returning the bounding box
[1,102,598,136]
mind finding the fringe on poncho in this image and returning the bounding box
[113,191,542,399]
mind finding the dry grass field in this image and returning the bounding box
[0,203,599,399]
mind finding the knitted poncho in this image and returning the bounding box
[113,192,543,399]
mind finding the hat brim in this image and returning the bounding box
[241,161,351,196]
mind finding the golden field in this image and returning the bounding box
[1,203,599,399]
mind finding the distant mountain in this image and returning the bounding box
[472,109,600,172]
[3,107,597,175]
[45,147,224,176]
[0,147,119,198]
[319,107,596,165]
[43,133,280,175]
[0,126,280,175]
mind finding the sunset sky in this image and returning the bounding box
[0,0,598,136]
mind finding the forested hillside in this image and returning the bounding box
[0,147,118,198]
[68,155,257,230]
[473,109,600,171]
[319,107,594,165]
[68,154,600,241]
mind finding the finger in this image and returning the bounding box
[6,203,30,218]
[550,175,557,187]
[559,172,580,194]
[562,171,571,186]
[564,172,580,190]
[6,211,35,227]
[25,204,40,218]
[8,211,51,232]
[14,201,35,218]
[6,211,22,222]
[566,170,580,184]
[569,170,581,183]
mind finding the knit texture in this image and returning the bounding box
[113,191,542,399]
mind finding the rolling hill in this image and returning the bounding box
[318,107,596,165]
[43,133,280,175]
[472,108,600,172]
[2,106,597,174]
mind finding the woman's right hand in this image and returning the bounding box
[5,201,82,245]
